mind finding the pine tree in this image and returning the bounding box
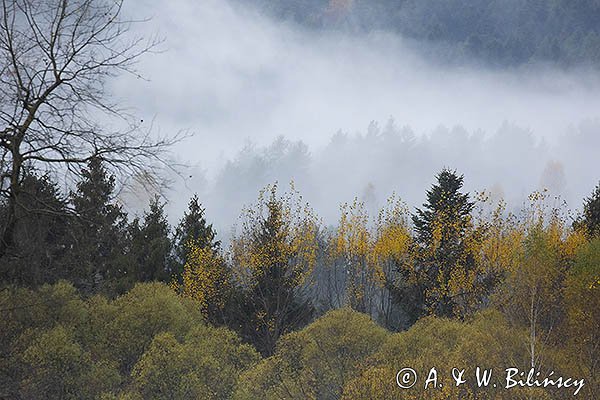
[129,196,173,282]
[69,158,128,293]
[173,194,219,281]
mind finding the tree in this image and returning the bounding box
[327,199,375,314]
[231,183,318,356]
[0,0,181,265]
[0,280,257,399]
[324,196,411,329]
[93,282,205,376]
[176,245,232,325]
[0,281,122,399]
[577,182,600,237]
[129,196,172,282]
[493,192,585,376]
[342,311,550,400]
[0,170,71,285]
[19,326,120,400]
[130,327,258,400]
[173,194,219,281]
[407,168,480,319]
[370,195,413,329]
[68,157,128,293]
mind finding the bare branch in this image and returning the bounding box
[0,0,178,259]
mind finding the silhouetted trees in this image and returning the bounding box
[246,0,600,66]
[69,158,129,294]
[0,171,71,286]
[129,196,173,283]
[0,0,179,264]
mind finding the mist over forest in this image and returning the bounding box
[2,1,600,399]
[111,0,600,236]
[159,119,599,238]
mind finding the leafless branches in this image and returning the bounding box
[0,0,184,258]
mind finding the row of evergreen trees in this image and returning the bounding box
[0,158,219,294]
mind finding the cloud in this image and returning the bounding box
[112,0,600,234]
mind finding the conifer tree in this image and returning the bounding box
[69,158,128,293]
[129,196,173,282]
[401,169,478,320]
[173,194,219,280]
[232,184,318,356]
[578,182,600,237]
[0,171,70,285]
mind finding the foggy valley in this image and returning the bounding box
[2,1,600,398]
[112,0,600,236]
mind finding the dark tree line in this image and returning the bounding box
[245,0,600,66]
[0,0,181,269]
[0,158,219,295]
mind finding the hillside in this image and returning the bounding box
[246,0,600,66]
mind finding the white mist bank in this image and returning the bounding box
[111,0,600,235]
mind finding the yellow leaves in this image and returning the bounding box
[562,228,587,260]
[255,310,277,334]
[372,196,412,268]
[176,245,229,316]
[232,182,319,288]
[372,224,410,261]
[327,196,413,313]
[332,199,370,260]
[479,189,585,284]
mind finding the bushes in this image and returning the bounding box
[235,308,388,400]
[0,281,258,399]
[342,311,556,399]
[1,280,593,399]
[130,327,257,400]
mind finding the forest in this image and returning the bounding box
[1,0,599,399]
[246,0,600,66]
[1,162,599,399]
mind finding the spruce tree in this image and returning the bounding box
[69,158,128,293]
[231,186,317,356]
[173,194,219,280]
[579,182,600,237]
[0,171,71,286]
[129,196,173,282]
[408,169,476,319]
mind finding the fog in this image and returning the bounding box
[113,0,600,236]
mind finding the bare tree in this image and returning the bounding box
[0,0,182,260]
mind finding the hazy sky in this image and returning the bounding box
[113,0,600,234]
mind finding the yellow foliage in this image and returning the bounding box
[327,195,412,317]
[176,245,229,316]
[232,183,319,288]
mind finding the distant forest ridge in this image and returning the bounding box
[244,0,600,66]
